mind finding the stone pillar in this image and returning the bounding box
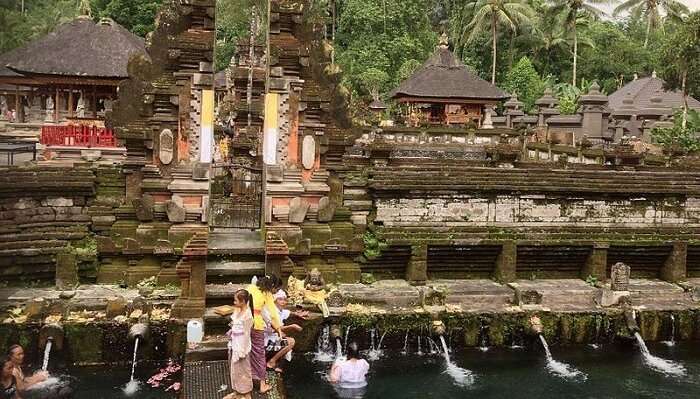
[171,233,207,319]
[494,241,517,283]
[55,252,79,290]
[581,243,608,281]
[661,241,687,283]
[406,243,427,285]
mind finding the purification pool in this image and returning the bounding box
[20,364,175,399]
[284,341,700,399]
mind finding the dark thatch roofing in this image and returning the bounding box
[608,75,700,111]
[389,46,509,102]
[2,16,147,79]
[0,48,24,78]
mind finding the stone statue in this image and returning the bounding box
[286,275,306,306]
[0,96,7,121]
[76,95,86,118]
[304,268,330,317]
[45,96,55,122]
[482,106,494,129]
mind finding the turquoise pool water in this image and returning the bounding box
[284,340,700,398]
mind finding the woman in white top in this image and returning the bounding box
[330,342,369,398]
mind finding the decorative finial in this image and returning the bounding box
[589,81,600,94]
[633,73,638,80]
[79,0,92,17]
[438,33,449,49]
[651,70,657,78]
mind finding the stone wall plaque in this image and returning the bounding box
[159,129,174,165]
[289,197,309,224]
[610,262,630,291]
[302,135,316,170]
[317,196,335,222]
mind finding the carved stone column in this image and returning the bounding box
[494,240,517,283]
[581,242,608,281]
[406,243,428,285]
[661,241,687,283]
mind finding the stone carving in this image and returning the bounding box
[317,196,335,222]
[302,135,316,169]
[482,106,494,129]
[515,289,542,305]
[304,268,329,317]
[610,262,630,291]
[132,194,155,221]
[45,96,54,122]
[166,199,186,223]
[288,197,309,224]
[0,96,7,120]
[159,129,174,165]
[76,94,86,118]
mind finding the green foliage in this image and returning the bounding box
[360,272,377,285]
[214,0,267,72]
[651,109,700,153]
[553,82,581,114]
[502,56,545,111]
[91,0,163,37]
[0,0,82,53]
[362,230,387,260]
[71,236,98,258]
[335,0,436,98]
[585,274,598,287]
[659,11,700,100]
[0,0,161,54]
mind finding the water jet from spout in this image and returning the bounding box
[538,334,587,380]
[438,335,474,387]
[634,332,685,376]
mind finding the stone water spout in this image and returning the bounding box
[39,323,64,351]
[128,322,151,342]
[330,324,343,340]
[623,309,640,334]
[528,315,544,335]
[432,320,446,336]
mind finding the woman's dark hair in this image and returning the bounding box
[0,355,12,372]
[234,289,250,304]
[256,275,282,293]
[7,345,21,356]
[346,342,361,360]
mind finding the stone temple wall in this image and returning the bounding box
[0,165,124,285]
[375,195,700,228]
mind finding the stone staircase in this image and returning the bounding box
[204,229,266,336]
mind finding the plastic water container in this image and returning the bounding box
[187,319,203,348]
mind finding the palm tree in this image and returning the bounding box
[549,0,607,86]
[465,0,535,84]
[613,0,689,47]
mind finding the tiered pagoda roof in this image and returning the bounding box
[389,39,508,103]
[608,74,700,112]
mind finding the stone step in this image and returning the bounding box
[208,229,265,256]
[205,283,246,307]
[185,336,228,362]
[206,259,264,285]
[203,307,230,336]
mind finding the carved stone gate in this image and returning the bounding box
[209,159,263,229]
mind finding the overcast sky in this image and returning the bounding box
[602,0,700,14]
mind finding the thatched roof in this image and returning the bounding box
[608,74,700,112]
[2,16,147,79]
[389,45,508,102]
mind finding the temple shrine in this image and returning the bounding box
[389,34,509,127]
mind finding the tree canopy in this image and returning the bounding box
[2,0,698,114]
